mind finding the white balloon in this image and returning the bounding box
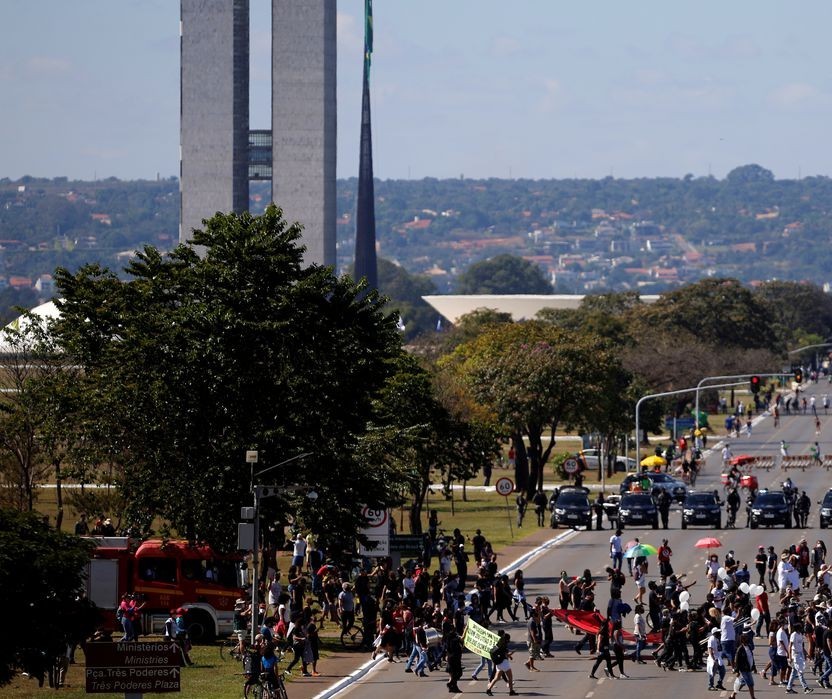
[751,608,761,622]
[680,601,690,612]
[679,590,690,603]
[718,567,728,580]
[751,585,763,597]
[739,582,750,594]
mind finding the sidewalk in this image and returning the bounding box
[287,523,561,699]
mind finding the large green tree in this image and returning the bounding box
[754,281,832,345]
[377,257,438,340]
[364,354,497,535]
[634,278,780,351]
[0,509,96,686]
[49,206,405,550]
[455,254,552,294]
[447,322,625,495]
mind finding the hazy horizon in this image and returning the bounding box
[2,1,831,182]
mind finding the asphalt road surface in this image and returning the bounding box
[337,381,832,698]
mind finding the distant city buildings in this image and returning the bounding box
[179,0,336,267]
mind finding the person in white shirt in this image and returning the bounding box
[707,628,726,690]
[719,608,736,667]
[775,623,791,686]
[267,573,282,616]
[632,604,648,663]
[785,622,813,693]
[291,533,308,568]
[609,529,623,570]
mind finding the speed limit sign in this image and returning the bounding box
[563,457,580,475]
[494,477,515,496]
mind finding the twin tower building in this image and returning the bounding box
[180,0,336,267]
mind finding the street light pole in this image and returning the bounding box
[694,373,788,430]
[634,382,748,466]
[248,451,312,644]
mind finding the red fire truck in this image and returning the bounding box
[85,537,244,641]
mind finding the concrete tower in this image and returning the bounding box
[180,0,336,268]
[180,0,250,244]
[272,1,337,267]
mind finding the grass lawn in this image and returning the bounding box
[5,643,245,699]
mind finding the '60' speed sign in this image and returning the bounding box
[361,506,388,528]
[494,477,515,497]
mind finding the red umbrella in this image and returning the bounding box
[729,454,755,466]
[695,537,722,549]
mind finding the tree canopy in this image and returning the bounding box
[455,254,552,295]
[48,206,405,550]
[446,321,626,494]
[0,509,96,686]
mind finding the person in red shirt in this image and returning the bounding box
[755,589,770,636]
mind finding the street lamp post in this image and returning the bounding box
[694,373,788,429]
[247,451,312,644]
[634,382,748,466]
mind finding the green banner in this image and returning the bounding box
[462,618,500,658]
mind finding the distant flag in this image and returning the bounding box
[364,0,373,79]
[436,317,443,332]
[396,316,406,333]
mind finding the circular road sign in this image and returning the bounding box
[361,506,388,528]
[494,477,515,497]
[563,457,580,475]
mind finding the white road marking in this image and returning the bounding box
[586,692,595,697]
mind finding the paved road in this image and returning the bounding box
[330,381,832,699]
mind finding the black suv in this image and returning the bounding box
[819,489,832,529]
[617,492,659,529]
[681,491,722,529]
[550,487,593,530]
[749,490,792,529]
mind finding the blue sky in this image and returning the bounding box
[2,1,831,181]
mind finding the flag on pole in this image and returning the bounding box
[364,0,373,79]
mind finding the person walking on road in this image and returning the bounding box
[657,490,671,529]
[728,632,757,699]
[589,621,617,679]
[707,628,727,690]
[609,529,623,571]
[486,630,518,696]
[785,621,813,693]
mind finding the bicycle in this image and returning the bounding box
[219,634,245,662]
[253,671,288,699]
[340,623,364,649]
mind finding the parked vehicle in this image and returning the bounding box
[681,491,722,529]
[578,449,637,472]
[818,488,832,529]
[85,537,243,641]
[748,490,792,529]
[617,492,659,529]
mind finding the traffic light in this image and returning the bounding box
[794,368,803,384]
[750,375,761,394]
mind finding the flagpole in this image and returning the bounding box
[354,0,377,290]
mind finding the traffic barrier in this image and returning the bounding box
[781,455,814,471]
[751,456,776,471]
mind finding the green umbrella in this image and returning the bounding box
[624,543,658,558]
